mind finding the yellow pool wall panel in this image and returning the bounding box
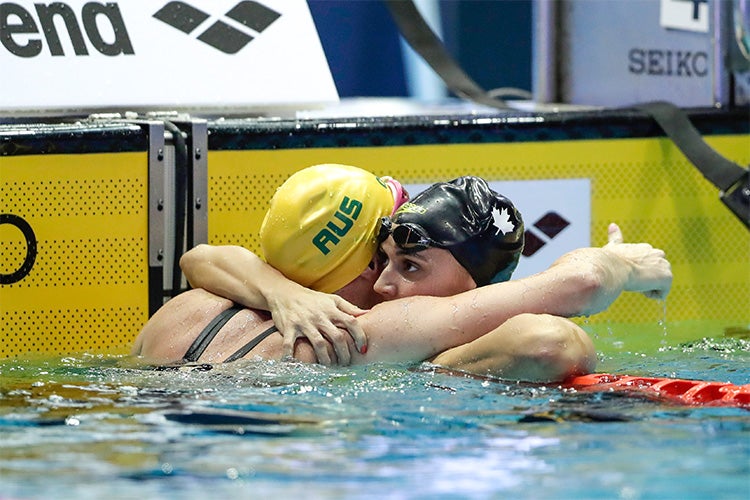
[0,152,150,358]
[1,127,746,358]
[207,135,749,352]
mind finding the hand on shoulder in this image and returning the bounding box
[267,284,368,366]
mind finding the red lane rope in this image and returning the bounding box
[565,373,750,409]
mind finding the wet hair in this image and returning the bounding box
[390,176,524,286]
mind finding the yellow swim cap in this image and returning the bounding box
[260,164,395,293]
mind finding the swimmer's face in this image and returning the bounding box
[373,235,476,300]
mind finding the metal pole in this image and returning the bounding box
[712,0,733,107]
[532,0,559,103]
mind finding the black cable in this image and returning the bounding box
[635,102,750,229]
[385,0,749,229]
[384,0,514,110]
[635,102,747,192]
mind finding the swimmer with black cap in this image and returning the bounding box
[374,176,525,300]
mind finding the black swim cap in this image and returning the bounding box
[390,176,524,286]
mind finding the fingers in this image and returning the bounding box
[282,328,335,365]
[287,327,338,366]
[304,324,352,366]
[321,325,351,366]
[643,282,671,300]
[637,254,672,300]
[274,292,366,366]
[346,320,368,355]
[336,299,368,317]
[333,297,368,354]
[280,321,355,366]
[598,222,674,304]
[607,222,624,245]
[282,330,327,364]
[270,292,352,365]
[643,290,666,300]
[281,331,295,361]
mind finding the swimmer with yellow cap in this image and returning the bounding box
[260,163,407,295]
[158,163,409,365]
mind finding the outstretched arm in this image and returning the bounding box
[549,222,672,315]
[180,244,367,365]
[349,223,672,365]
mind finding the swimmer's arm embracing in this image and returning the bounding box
[180,244,367,365]
[350,270,596,366]
[349,223,672,365]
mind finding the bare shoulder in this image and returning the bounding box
[133,288,234,363]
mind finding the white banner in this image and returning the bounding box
[0,0,338,115]
[660,0,709,32]
[404,179,591,279]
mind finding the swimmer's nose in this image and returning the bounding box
[373,266,397,299]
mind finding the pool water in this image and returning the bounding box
[1,338,748,500]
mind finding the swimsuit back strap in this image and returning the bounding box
[224,325,279,362]
[183,305,244,362]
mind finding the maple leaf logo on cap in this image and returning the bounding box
[492,207,515,235]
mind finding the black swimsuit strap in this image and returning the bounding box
[183,305,244,362]
[224,325,279,362]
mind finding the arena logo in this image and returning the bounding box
[0,1,134,57]
[522,211,570,258]
[153,1,281,54]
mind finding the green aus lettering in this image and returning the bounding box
[312,196,362,255]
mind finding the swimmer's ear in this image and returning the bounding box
[363,257,382,278]
[371,249,387,269]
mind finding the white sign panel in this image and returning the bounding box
[660,0,709,32]
[404,179,591,280]
[0,0,338,115]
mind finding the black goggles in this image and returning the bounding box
[377,217,441,251]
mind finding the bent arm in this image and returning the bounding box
[181,244,294,310]
[352,227,671,365]
[180,244,367,364]
[430,314,597,382]
[352,261,599,364]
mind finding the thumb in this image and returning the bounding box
[607,223,624,245]
[334,296,368,316]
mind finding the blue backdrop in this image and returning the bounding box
[307,0,532,98]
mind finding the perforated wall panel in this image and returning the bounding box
[207,133,749,348]
[0,152,150,358]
